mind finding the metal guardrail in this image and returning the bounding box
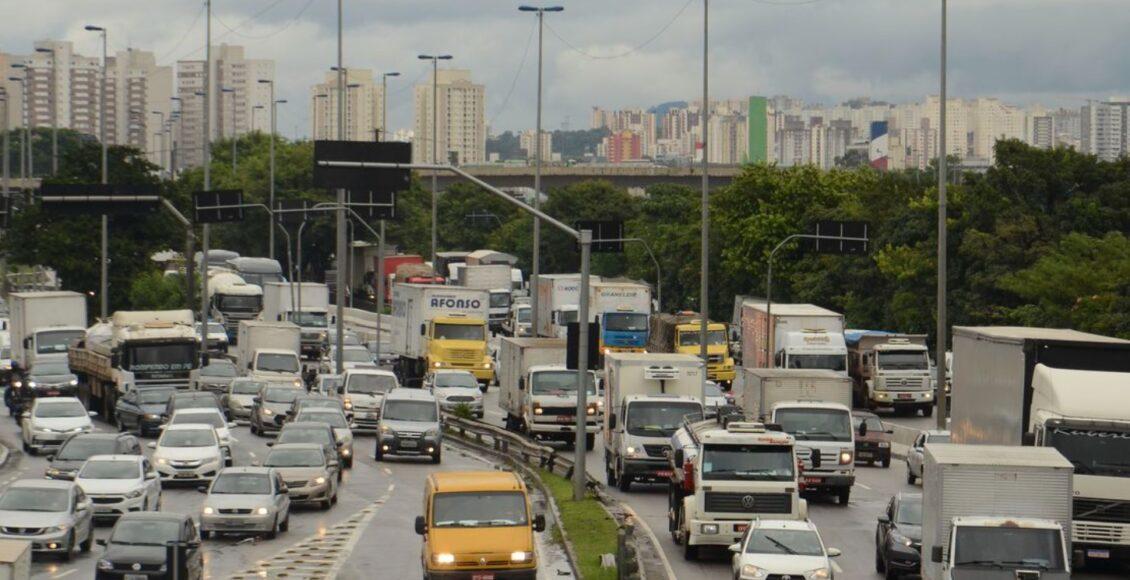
[442,414,581,481]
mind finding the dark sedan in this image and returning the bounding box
[876,492,922,579]
[115,388,176,436]
[95,512,203,579]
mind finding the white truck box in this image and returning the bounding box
[604,352,705,411]
[390,284,490,359]
[922,444,1073,580]
[535,274,593,338]
[588,281,652,320]
[236,320,301,370]
[499,337,566,416]
[260,282,330,321]
[738,368,852,421]
[458,264,512,291]
[9,291,87,368]
[738,301,844,370]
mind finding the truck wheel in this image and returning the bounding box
[921,404,934,418]
[881,455,891,468]
[906,469,915,485]
[683,540,698,561]
[617,466,631,492]
[585,434,595,451]
[837,488,851,505]
[605,462,617,486]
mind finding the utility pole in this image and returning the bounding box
[935,0,949,427]
[150,111,165,176]
[2,95,9,200]
[200,0,212,361]
[34,47,58,175]
[519,5,563,338]
[417,54,453,266]
[222,87,236,172]
[334,0,346,375]
[4,77,25,183]
[699,0,710,401]
[259,79,276,260]
[84,24,109,319]
[380,71,399,142]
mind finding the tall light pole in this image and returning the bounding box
[34,48,58,176]
[6,76,28,181]
[379,71,399,142]
[519,5,563,339]
[346,83,362,141]
[259,79,276,259]
[417,54,452,266]
[935,0,949,428]
[84,24,109,318]
[1,94,9,199]
[334,0,346,375]
[699,0,710,397]
[10,64,33,180]
[222,87,236,172]
[252,104,264,132]
[170,96,183,176]
[199,0,213,360]
[150,111,165,176]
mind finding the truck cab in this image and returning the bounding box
[608,393,704,492]
[488,289,512,332]
[775,330,848,376]
[668,420,805,560]
[207,274,263,340]
[770,401,855,504]
[931,517,1070,580]
[25,326,86,367]
[285,310,331,359]
[599,310,649,353]
[247,348,302,387]
[505,303,532,338]
[850,334,935,416]
[424,314,493,386]
[674,320,736,388]
[341,368,400,432]
[509,364,599,449]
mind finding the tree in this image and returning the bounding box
[129,271,188,310]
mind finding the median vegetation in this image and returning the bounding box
[537,470,620,580]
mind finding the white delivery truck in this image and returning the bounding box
[739,368,856,504]
[457,264,513,332]
[535,274,585,339]
[589,280,652,353]
[9,291,87,370]
[604,353,705,492]
[260,282,331,359]
[236,320,302,387]
[737,300,847,374]
[846,330,935,415]
[498,337,599,449]
[207,272,262,341]
[951,326,1130,565]
[922,444,1073,580]
[390,284,493,386]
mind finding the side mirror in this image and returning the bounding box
[518,377,525,391]
[826,547,841,558]
[278,486,288,495]
[885,429,894,435]
[414,515,427,535]
[20,411,30,419]
[811,449,822,469]
[336,440,344,448]
[673,449,685,468]
[877,515,890,524]
[931,545,944,563]
[858,422,868,437]
[196,485,208,494]
[266,441,274,447]
[253,397,261,404]
[76,501,91,512]
[728,543,741,554]
[228,422,237,429]
[533,514,546,533]
[22,337,31,349]
[45,455,55,462]
[110,353,121,367]
[274,415,285,426]
[96,538,107,547]
[147,442,157,449]
[608,414,617,430]
[145,472,158,480]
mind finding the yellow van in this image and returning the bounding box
[416,471,545,579]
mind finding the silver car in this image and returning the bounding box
[189,359,238,394]
[375,389,442,463]
[224,377,266,422]
[199,467,291,539]
[0,479,94,559]
[292,409,354,469]
[262,443,338,509]
[428,370,484,418]
[20,397,96,455]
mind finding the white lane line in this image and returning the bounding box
[857,482,872,491]
[52,569,77,579]
[327,482,396,578]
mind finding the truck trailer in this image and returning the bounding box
[390,284,493,386]
[9,291,87,370]
[737,300,847,375]
[457,264,513,332]
[261,282,331,358]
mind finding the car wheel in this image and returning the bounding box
[61,531,75,561]
[344,457,353,469]
[267,517,279,539]
[250,422,258,436]
[881,455,891,468]
[605,462,617,486]
[683,539,698,561]
[431,449,442,465]
[337,468,343,482]
[21,440,30,453]
[617,465,631,492]
[585,434,595,451]
[201,529,212,540]
[81,528,93,552]
[886,568,900,579]
[280,515,290,532]
[906,466,916,485]
[837,488,851,505]
[321,496,332,510]
[922,405,934,417]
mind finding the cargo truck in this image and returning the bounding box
[374,254,424,304]
[951,326,1130,565]
[648,312,736,388]
[922,444,1072,580]
[846,330,935,416]
[667,418,804,560]
[390,284,493,386]
[589,280,651,353]
[603,353,705,492]
[535,274,585,339]
[456,264,513,332]
[207,272,263,340]
[9,291,87,370]
[224,257,285,288]
[69,310,200,420]
[498,337,599,449]
[261,282,331,358]
[235,320,302,387]
[738,368,855,504]
[737,300,847,375]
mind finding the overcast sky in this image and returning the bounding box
[4,0,1127,139]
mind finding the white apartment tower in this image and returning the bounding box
[413,69,486,165]
[310,69,386,141]
[519,129,552,162]
[1081,99,1129,161]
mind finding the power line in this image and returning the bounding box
[157,2,206,62]
[211,0,318,41]
[544,0,695,60]
[173,0,294,61]
[488,19,538,126]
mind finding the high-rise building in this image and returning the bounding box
[310,69,386,142]
[591,108,657,158]
[1081,99,1129,161]
[176,44,274,168]
[1029,116,1055,150]
[518,129,552,162]
[601,130,643,163]
[413,69,485,166]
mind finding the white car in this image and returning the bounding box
[427,370,484,418]
[148,424,225,484]
[321,346,374,373]
[199,467,291,539]
[340,368,399,432]
[703,381,729,418]
[74,454,161,519]
[730,519,840,580]
[906,429,951,484]
[20,397,96,455]
[167,408,238,466]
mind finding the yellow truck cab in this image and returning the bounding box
[648,313,736,387]
[416,471,545,580]
[426,314,494,385]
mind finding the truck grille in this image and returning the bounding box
[536,406,575,417]
[707,354,724,363]
[881,376,930,390]
[703,492,792,514]
[643,444,670,458]
[446,349,480,362]
[1074,497,1130,524]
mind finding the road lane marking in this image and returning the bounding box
[857,482,872,491]
[51,569,76,579]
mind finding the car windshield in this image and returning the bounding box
[297,399,338,411]
[626,402,703,437]
[878,351,929,371]
[382,401,437,422]
[1046,425,1130,478]
[432,492,528,528]
[678,329,727,347]
[787,354,848,372]
[258,353,299,373]
[56,437,117,460]
[298,412,348,429]
[210,473,271,495]
[702,444,795,481]
[319,378,343,393]
[138,389,175,404]
[745,528,824,556]
[434,373,479,389]
[264,387,302,404]
[79,460,140,480]
[279,428,333,446]
[517,308,531,322]
[37,329,84,354]
[604,312,648,332]
[704,383,724,398]
[171,412,225,428]
[35,401,87,418]
[560,310,578,324]
[489,293,511,308]
[202,363,237,377]
[953,527,1065,571]
[290,312,328,327]
[264,448,324,468]
[160,429,216,448]
[346,374,397,395]
[897,498,923,525]
[530,370,597,395]
[207,323,226,335]
[853,416,885,434]
[32,361,71,376]
[433,323,485,341]
[174,395,217,410]
[110,520,181,546]
[218,294,261,311]
[231,381,264,395]
[775,408,853,442]
[0,488,69,512]
[335,348,371,363]
[927,433,951,445]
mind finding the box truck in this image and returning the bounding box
[922,444,1072,580]
[535,274,584,339]
[498,337,599,449]
[951,326,1130,565]
[207,272,262,340]
[737,300,847,375]
[648,312,736,387]
[603,353,705,492]
[846,330,934,416]
[390,284,492,386]
[9,291,87,370]
[236,320,302,387]
[588,280,652,353]
[261,282,331,358]
[457,264,513,332]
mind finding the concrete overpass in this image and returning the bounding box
[418,164,743,190]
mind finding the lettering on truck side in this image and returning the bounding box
[429,297,483,309]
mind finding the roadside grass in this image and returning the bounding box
[538,470,619,580]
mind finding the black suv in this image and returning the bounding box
[876,492,923,579]
[46,433,143,481]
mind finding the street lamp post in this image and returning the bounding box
[935,0,949,427]
[1,95,9,198]
[198,0,214,360]
[258,79,276,259]
[519,5,563,339]
[417,54,453,266]
[699,0,710,402]
[6,76,28,181]
[379,71,399,142]
[222,87,236,172]
[334,0,346,375]
[150,111,165,176]
[9,65,33,179]
[34,48,58,175]
[346,82,363,141]
[84,24,109,318]
[170,96,183,176]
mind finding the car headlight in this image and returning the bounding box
[124,488,144,499]
[804,567,831,580]
[144,413,161,420]
[343,400,353,410]
[53,524,69,532]
[424,428,439,438]
[203,506,214,515]
[340,448,351,456]
[700,524,719,535]
[586,406,596,416]
[256,507,269,515]
[435,553,455,565]
[46,468,62,477]
[98,559,114,571]
[483,362,492,369]
[157,457,168,465]
[263,408,273,415]
[533,406,543,415]
[314,476,326,485]
[380,425,394,434]
[510,550,531,563]
[625,446,640,457]
[924,392,933,400]
[69,379,79,386]
[839,451,853,464]
[11,380,21,388]
[27,381,37,388]
[890,531,913,547]
[740,564,769,579]
[433,362,442,368]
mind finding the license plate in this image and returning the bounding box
[858,452,872,458]
[556,415,573,424]
[897,393,913,400]
[804,476,823,484]
[1087,549,1110,559]
[654,470,673,478]
[175,473,196,479]
[45,390,59,396]
[472,575,495,580]
[401,440,418,449]
[125,575,148,580]
[735,523,748,533]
